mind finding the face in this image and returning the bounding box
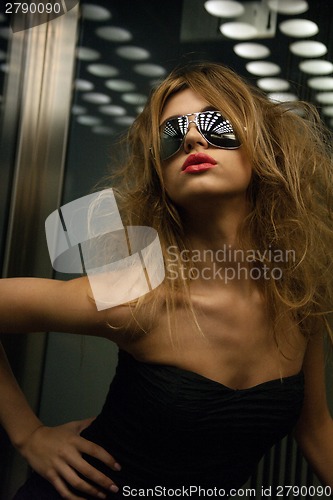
[159,88,253,211]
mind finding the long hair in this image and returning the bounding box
[108,62,333,343]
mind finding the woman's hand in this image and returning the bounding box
[18,418,120,499]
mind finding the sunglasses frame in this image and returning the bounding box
[159,110,241,161]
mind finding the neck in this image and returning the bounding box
[172,198,257,291]
[181,196,251,253]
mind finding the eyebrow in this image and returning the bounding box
[160,106,218,126]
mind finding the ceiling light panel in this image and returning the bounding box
[77,116,102,126]
[315,92,333,104]
[114,116,136,126]
[133,64,167,77]
[81,93,111,104]
[204,1,245,17]
[279,19,319,38]
[322,106,333,116]
[72,105,87,115]
[99,105,127,116]
[93,126,115,135]
[116,46,150,60]
[290,41,327,58]
[121,93,147,105]
[105,80,136,91]
[0,27,10,39]
[75,79,94,91]
[308,77,333,90]
[96,26,132,42]
[246,61,281,76]
[87,64,119,77]
[267,92,299,102]
[220,22,258,40]
[81,4,112,21]
[234,43,270,59]
[299,60,333,75]
[76,47,101,61]
[257,78,290,91]
[268,0,309,15]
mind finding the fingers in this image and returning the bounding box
[48,473,87,500]
[65,453,120,494]
[78,438,122,472]
[65,421,122,472]
[48,461,119,499]
[57,464,111,499]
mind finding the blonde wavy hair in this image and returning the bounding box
[106,62,333,343]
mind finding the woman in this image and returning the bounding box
[1,63,333,499]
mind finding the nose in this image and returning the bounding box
[183,122,208,154]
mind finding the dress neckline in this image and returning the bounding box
[120,350,304,393]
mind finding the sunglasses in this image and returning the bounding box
[159,110,241,161]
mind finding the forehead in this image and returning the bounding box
[160,88,212,124]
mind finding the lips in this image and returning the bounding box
[181,153,217,174]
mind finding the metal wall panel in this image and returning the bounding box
[0,7,79,497]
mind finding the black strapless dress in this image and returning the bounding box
[14,350,304,499]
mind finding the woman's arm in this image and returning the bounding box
[295,331,333,489]
[0,277,123,498]
[0,276,112,336]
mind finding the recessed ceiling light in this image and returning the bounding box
[121,93,147,105]
[81,4,111,21]
[299,60,333,75]
[87,64,119,77]
[72,105,87,115]
[77,116,102,126]
[257,78,290,91]
[290,41,327,58]
[76,47,100,61]
[315,92,333,104]
[105,80,136,92]
[116,46,150,60]
[267,92,298,102]
[204,0,245,17]
[308,77,333,90]
[220,22,258,40]
[99,105,127,116]
[93,126,115,135]
[96,26,132,42]
[268,0,308,15]
[279,19,318,38]
[0,27,10,39]
[322,106,333,117]
[234,43,270,59]
[246,61,281,76]
[114,116,136,126]
[133,64,167,77]
[75,79,94,91]
[81,93,111,104]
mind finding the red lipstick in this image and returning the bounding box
[182,153,217,174]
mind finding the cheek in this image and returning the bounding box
[161,160,178,187]
[237,151,253,184]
